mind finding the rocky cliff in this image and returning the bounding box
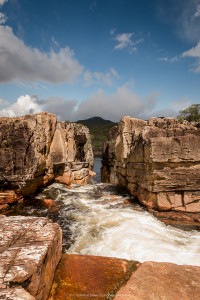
[0,112,93,210]
[102,116,200,213]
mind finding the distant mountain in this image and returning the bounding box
[76,117,117,156]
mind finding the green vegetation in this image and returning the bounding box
[76,117,117,156]
[178,104,200,122]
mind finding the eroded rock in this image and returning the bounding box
[0,215,62,300]
[0,113,93,210]
[102,116,200,212]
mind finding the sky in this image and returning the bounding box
[0,0,200,121]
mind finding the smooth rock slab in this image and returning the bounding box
[0,215,62,300]
[114,261,200,300]
[49,254,139,300]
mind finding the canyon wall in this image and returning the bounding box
[0,112,93,210]
[102,116,200,213]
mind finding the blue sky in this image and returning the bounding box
[0,0,200,121]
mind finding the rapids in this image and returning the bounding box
[35,157,200,266]
[11,157,200,266]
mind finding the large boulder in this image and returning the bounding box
[102,116,200,212]
[114,261,200,300]
[0,113,93,207]
[48,254,200,300]
[0,215,62,300]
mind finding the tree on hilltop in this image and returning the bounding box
[178,104,200,122]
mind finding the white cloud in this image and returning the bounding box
[182,41,200,57]
[42,97,78,121]
[1,87,186,122]
[0,12,6,24]
[0,85,158,121]
[0,95,41,117]
[182,41,200,72]
[72,83,158,121]
[157,56,179,63]
[112,31,144,54]
[0,25,83,83]
[0,0,7,6]
[83,68,119,86]
[114,32,133,50]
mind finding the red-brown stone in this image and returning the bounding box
[114,261,200,300]
[48,254,139,300]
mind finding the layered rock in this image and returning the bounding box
[102,116,200,212]
[0,215,62,300]
[0,112,93,207]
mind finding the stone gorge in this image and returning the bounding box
[102,116,200,213]
[0,112,93,211]
[0,113,200,299]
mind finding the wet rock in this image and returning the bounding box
[114,261,200,300]
[49,254,139,300]
[150,209,200,230]
[0,215,62,300]
[102,116,200,212]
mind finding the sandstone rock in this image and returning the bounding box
[151,210,200,230]
[102,116,200,212]
[0,287,36,299]
[49,254,139,300]
[0,215,62,300]
[114,261,200,300]
[0,113,94,210]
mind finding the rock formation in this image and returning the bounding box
[102,116,200,212]
[49,254,200,300]
[0,112,93,210]
[0,215,62,300]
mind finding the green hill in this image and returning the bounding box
[76,117,117,156]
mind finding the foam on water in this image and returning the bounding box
[45,182,200,266]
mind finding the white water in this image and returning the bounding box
[43,182,200,266]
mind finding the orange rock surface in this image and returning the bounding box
[114,261,200,300]
[49,254,139,300]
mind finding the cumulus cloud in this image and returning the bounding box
[182,42,200,57]
[42,97,78,121]
[83,68,119,86]
[182,41,200,72]
[0,95,41,117]
[112,31,144,54]
[72,83,158,121]
[0,25,83,83]
[1,86,184,122]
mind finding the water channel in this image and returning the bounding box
[10,157,200,266]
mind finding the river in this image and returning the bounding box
[10,157,200,266]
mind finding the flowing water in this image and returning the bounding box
[10,157,200,266]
